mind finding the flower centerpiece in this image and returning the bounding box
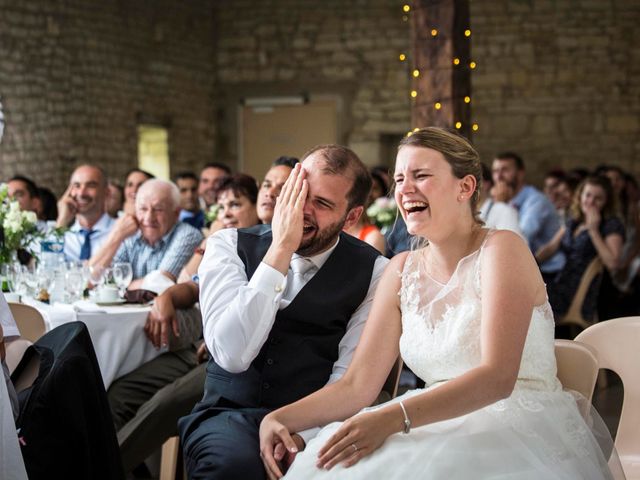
[366,197,398,233]
[0,183,42,265]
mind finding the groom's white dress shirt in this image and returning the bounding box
[198,228,388,380]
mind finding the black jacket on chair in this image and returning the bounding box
[11,321,124,480]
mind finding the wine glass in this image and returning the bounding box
[112,263,133,298]
[89,265,111,294]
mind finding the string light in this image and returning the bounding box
[470,61,477,69]
[455,122,462,129]
[402,15,408,21]
[464,29,471,37]
[464,96,471,103]
[453,58,460,65]
[472,124,479,131]
[410,90,418,98]
[413,127,420,132]
[431,29,438,37]
[399,53,406,61]
[403,4,410,13]
[412,69,420,77]
[434,102,442,110]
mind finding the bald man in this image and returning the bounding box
[90,179,202,289]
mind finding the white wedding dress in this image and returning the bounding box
[286,231,619,479]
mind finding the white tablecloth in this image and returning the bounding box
[22,298,166,389]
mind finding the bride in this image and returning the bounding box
[259,127,617,479]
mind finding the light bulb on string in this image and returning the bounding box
[431,29,438,37]
[455,122,462,129]
[399,53,406,61]
[453,58,460,65]
[470,61,477,69]
[464,29,471,37]
[464,96,471,104]
[472,123,479,131]
[413,127,420,132]
[434,102,442,110]
[412,69,420,77]
[410,90,418,98]
[403,4,410,13]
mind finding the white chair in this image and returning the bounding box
[554,339,599,417]
[576,316,640,479]
[7,302,46,343]
[556,257,603,332]
[4,338,32,374]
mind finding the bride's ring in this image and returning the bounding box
[351,443,358,452]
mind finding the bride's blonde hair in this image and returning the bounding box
[398,127,483,225]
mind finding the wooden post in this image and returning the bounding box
[411,0,471,138]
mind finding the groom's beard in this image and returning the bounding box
[296,216,346,257]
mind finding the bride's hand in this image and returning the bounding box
[260,414,300,479]
[316,409,396,470]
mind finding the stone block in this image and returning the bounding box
[606,115,639,133]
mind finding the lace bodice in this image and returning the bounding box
[399,230,561,393]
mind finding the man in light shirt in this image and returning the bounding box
[179,146,387,479]
[56,165,115,262]
[492,152,564,281]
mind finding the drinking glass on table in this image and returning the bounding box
[112,262,133,298]
[65,269,85,303]
[89,265,111,290]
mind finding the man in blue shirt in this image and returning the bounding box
[492,152,565,281]
[89,179,202,288]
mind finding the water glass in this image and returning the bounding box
[112,262,133,298]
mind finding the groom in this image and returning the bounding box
[179,145,388,479]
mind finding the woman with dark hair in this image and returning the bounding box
[536,175,624,322]
[214,174,260,230]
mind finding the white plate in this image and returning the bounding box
[95,299,127,306]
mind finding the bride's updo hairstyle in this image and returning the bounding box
[398,127,483,224]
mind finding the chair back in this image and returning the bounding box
[4,338,33,375]
[576,316,640,478]
[557,257,603,331]
[381,355,404,399]
[554,339,598,416]
[8,302,46,343]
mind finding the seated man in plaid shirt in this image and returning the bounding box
[90,178,203,289]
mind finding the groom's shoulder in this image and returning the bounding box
[237,224,272,238]
[338,231,382,259]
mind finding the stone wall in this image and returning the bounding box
[213,0,412,168]
[1,0,638,192]
[0,0,217,194]
[471,0,640,181]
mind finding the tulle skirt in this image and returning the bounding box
[285,386,624,479]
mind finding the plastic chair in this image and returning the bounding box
[576,316,640,479]
[4,338,33,374]
[556,257,603,331]
[554,339,598,417]
[8,302,46,343]
[158,356,405,480]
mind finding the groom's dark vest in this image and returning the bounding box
[202,224,379,410]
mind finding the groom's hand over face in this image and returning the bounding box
[264,163,309,275]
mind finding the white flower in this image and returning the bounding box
[24,211,38,224]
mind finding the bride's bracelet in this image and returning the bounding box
[399,400,411,434]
